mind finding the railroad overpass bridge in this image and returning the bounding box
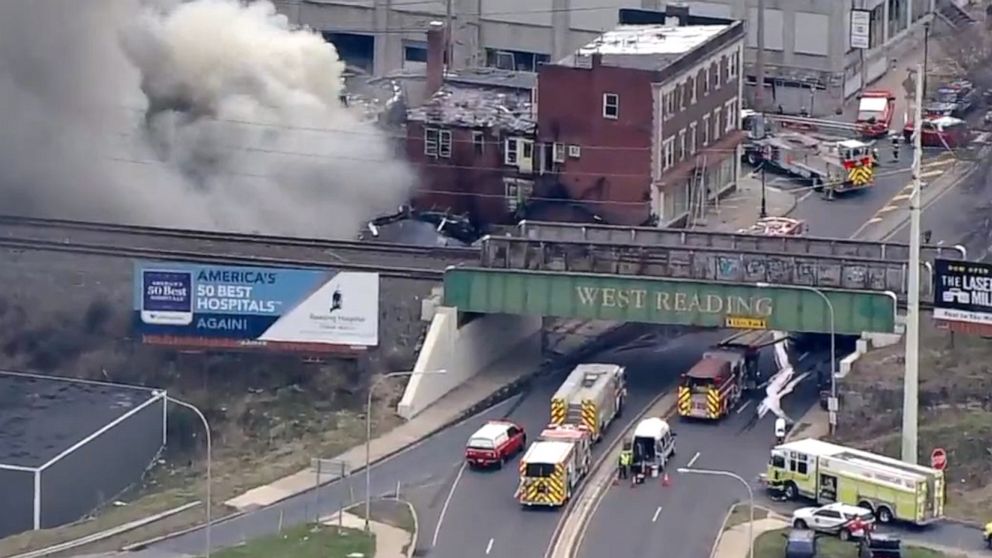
[399,220,966,417]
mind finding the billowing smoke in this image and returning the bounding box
[0,0,412,238]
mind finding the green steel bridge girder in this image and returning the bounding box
[442,267,898,335]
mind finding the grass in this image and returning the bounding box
[210,523,373,558]
[723,504,770,531]
[755,528,965,558]
[346,499,416,534]
[837,318,992,523]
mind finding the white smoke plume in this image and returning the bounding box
[0,0,412,238]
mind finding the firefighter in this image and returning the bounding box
[891,134,900,161]
[871,147,881,166]
[618,443,633,480]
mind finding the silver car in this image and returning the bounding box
[791,502,875,541]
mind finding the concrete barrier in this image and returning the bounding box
[397,307,542,419]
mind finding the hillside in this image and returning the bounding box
[835,318,992,523]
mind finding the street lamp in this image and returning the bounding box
[167,396,212,558]
[365,369,446,531]
[755,283,837,435]
[678,467,755,558]
[759,162,768,219]
[922,22,930,98]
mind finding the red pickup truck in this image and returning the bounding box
[464,420,527,469]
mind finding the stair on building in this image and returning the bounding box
[934,0,976,28]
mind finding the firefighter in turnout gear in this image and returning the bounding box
[891,134,900,161]
[618,444,633,480]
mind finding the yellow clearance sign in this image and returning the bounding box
[725,315,767,329]
[848,165,873,186]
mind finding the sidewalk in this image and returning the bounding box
[693,173,798,232]
[323,511,411,558]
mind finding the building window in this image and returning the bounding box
[486,48,550,72]
[725,98,738,133]
[689,122,697,155]
[702,67,710,95]
[701,114,711,146]
[728,51,739,80]
[712,62,721,89]
[424,127,452,158]
[403,40,428,64]
[603,93,619,119]
[473,131,485,156]
[713,107,722,140]
[505,178,533,211]
[674,87,682,112]
[662,137,675,170]
[504,137,519,165]
[677,129,687,162]
[663,91,675,121]
[688,76,696,105]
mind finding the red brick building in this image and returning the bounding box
[536,8,747,227]
[404,23,537,226]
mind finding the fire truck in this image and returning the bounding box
[677,331,779,420]
[743,131,875,197]
[515,424,592,507]
[854,90,896,139]
[550,363,627,442]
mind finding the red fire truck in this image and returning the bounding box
[855,90,896,139]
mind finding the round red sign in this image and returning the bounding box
[931,448,947,470]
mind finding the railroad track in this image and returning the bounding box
[0,237,444,280]
[0,214,479,269]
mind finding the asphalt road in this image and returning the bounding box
[787,145,914,237]
[575,344,827,558]
[426,328,726,558]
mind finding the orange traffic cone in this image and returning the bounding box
[662,472,671,487]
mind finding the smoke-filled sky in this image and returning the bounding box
[0,0,412,238]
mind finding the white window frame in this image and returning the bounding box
[712,62,721,89]
[424,127,452,158]
[713,107,722,140]
[662,137,675,170]
[702,67,710,95]
[678,128,687,162]
[553,142,566,163]
[504,137,519,165]
[725,98,738,133]
[689,122,698,155]
[472,131,485,155]
[504,178,533,211]
[687,76,696,105]
[728,51,739,80]
[603,92,619,119]
[701,114,711,146]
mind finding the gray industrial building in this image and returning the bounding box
[0,372,166,538]
[274,0,937,115]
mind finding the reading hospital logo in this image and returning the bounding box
[330,288,343,313]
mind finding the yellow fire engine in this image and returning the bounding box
[550,363,626,442]
[515,425,592,507]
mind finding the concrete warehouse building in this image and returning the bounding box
[0,372,166,539]
[274,0,938,116]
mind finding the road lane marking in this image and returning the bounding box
[891,193,911,202]
[798,352,809,362]
[687,452,700,468]
[865,217,882,225]
[876,205,900,213]
[486,538,494,554]
[652,506,663,523]
[920,169,944,179]
[927,157,956,167]
[736,400,752,414]
[431,462,467,547]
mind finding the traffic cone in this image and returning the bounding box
[662,472,671,487]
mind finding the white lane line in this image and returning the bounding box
[687,452,701,468]
[736,400,753,415]
[652,506,663,522]
[486,538,495,554]
[431,462,467,547]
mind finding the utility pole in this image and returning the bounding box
[901,62,924,465]
[445,0,453,69]
[755,0,767,111]
[759,163,768,218]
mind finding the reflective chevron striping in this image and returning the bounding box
[706,389,722,419]
[581,400,598,438]
[848,165,873,186]
[550,398,566,425]
[677,387,692,416]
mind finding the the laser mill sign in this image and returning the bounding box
[133,262,379,351]
[933,259,992,325]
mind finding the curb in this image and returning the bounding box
[709,505,738,558]
[545,393,680,558]
[395,499,419,558]
[122,322,653,552]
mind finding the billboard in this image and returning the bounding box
[933,258,992,326]
[133,262,379,352]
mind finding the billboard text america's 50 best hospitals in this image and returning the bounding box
[133,262,379,351]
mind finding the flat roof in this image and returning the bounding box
[560,24,731,70]
[0,372,160,468]
[471,421,511,442]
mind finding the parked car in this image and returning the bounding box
[792,502,875,541]
[858,533,902,558]
[784,528,818,558]
[464,420,526,469]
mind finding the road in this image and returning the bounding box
[576,347,827,558]
[426,328,726,558]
